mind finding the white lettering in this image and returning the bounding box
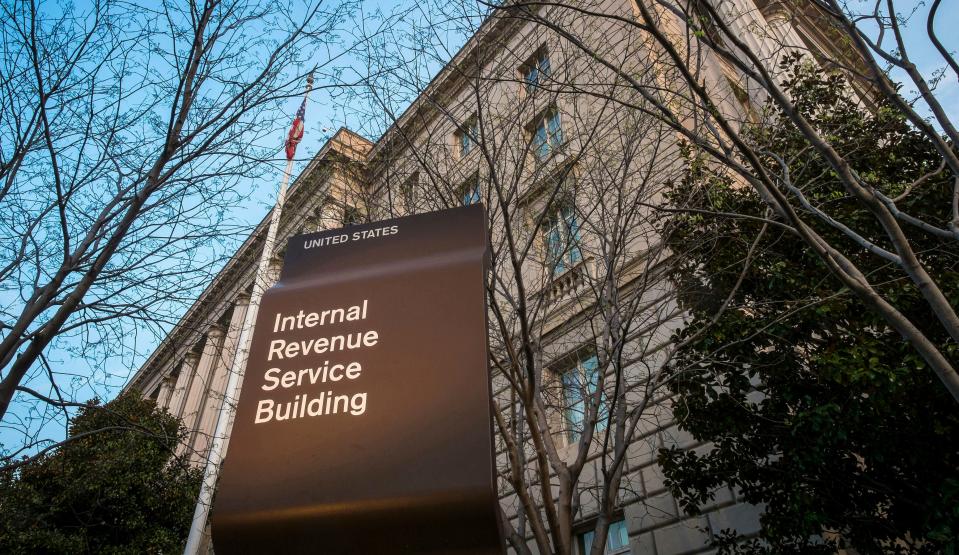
[345,361,361,379]
[262,368,281,391]
[350,393,367,415]
[255,399,274,423]
[268,340,284,361]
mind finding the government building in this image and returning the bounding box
[125,1,857,553]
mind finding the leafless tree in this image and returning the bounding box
[344,0,959,552]
[345,5,725,553]
[480,0,959,404]
[0,0,359,458]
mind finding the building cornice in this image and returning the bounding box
[365,7,530,164]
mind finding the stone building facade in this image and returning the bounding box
[125,1,850,553]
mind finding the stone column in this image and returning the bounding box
[711,0,771,62]
[191,295,251,463]
[179,325,225,459]
[268,255,284,287]
[304,208,322,233]
[156,375,175,410]
[167,352,200,418]
[710,0,781,107]
[319,199,341,230]
[760,2,806,73]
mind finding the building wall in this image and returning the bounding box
[125,1,836,553]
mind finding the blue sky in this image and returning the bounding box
[884,1,958,124]
[2,0,956,455]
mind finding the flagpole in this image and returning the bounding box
[183,73,314,555]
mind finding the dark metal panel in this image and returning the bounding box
[212,204,502,554]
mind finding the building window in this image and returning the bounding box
[343,205,362,226]
[401,171,419,209]
[458,116,478,158]
[521,50,551,94]
[562,352,607,443]
[532,109,563,160]
[544,202,582,276]
[580,519,631,554]
[461,176,481,206]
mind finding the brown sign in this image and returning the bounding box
[211,204,502,554]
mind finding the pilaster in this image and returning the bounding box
[156,375,175,410]
[179,325,225,458]
[167,352,201,418]
[758,1,805,71]
[191,295,251,463]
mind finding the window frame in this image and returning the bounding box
[520,48,551,95]
[560,350,608,444]
[579,518,631,555]
[460,174,481,206]
[542,199,583,277]
[457,116,479,158]
[530,108,564,161]
[401,171,419,210]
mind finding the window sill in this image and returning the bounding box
[530,142,568,167]
[537,255,590,306]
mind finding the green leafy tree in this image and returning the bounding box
[659,61,959,554]
[0,392,201,554]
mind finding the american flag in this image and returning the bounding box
[285,96,307,160]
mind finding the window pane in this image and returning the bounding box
[582,530,595,553]
[563,369,585,441]
[563,353,604,442]
[547,222,564,274]
[608,520,629,550]
[462,181,480,205]
[579,520,630,554]
[525,65,538,87]
[531,112,562,160]
[539,55,551,79]
[547,112,563,148]
[401,173,418,207]
[563,205,579,236]
[564,206,582,265]
[534,123,549,159]
[460,119,477,156]
[569,243,583,266]
[542,204,580,273]
[583,354,609,433]
[524,54,549,93]
[582,354,599,372]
